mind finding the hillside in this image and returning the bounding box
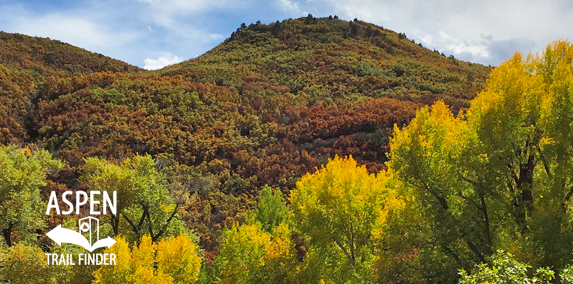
[0,32,139,76]
[0,16,491,250]
[163,16,490,109]
[0,32,140,144]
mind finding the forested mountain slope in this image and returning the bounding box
[0,31,140,144]
[0,16,491,250]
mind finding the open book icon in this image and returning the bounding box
[46,225,116,252]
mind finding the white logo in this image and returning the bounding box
[46,217,116,252]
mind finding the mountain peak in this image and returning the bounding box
[0,31,139,78]
[160,16,490,111]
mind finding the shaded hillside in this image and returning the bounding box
[0,16,491,249]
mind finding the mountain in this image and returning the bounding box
[162,16,490,109]
[0,32,140,144]
[0,16,491,249]
[0,32,139,76]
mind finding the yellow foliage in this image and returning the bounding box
[93,235,201,284]
[290,155,405,270]
[157,235,202,284]
[217,222,296,283]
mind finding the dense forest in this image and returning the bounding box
[3,15,573,283]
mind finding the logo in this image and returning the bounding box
[46,217,116,252]
[45,191,118,265]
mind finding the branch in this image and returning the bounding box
[535,145,552,179]
[457,191,482,212]
[333,236,354,264]
[564,185,573,203]
[480,194,492,254]
[460,175,480,187]
[123,215,140,236]
[152,202,181,242]
[144,205,154,239]
[349,221,355,263]
[466,239,486,264]
[422,183,449,211]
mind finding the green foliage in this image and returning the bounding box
[459,251,554,284]
[0,145,62,246]
[561,265,573,283]
[215,223,296,284]
[0,243,73,283]
[80,155,188,243]
[249,185,289,233]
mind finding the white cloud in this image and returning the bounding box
[278,0,300,12]
[6,13,139,53]
[136,0,242,28]
[143,53,184,70]
[208,33,225,40]
[4,0,569,68]
[317,0,573,65]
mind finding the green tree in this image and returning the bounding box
[0,243,73,283]
[249,185,289,233]
[0,145,62,246]
[80,155,187,243]
[459,251,554,284]
[389,40,573,280]
[215,223,296,284]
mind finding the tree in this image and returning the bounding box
[249,185,289,233]
[389,40,573,280]
[0,145,62,246]
[0,243,75,283]
[93,234,201,284]
[459,251,554,284]
[289,156,403,282]
[215,223,296,283]
[80,155,187,243]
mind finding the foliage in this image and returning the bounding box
[215,223,296,283]
[0,15,501,283]
[93,234,201,284]
[80,155,188,243]
[389,40,573,281]
[459,251,554,284]
[290,155,404,282]
[0,16,490,251]
[0,243,75,283]
[248,185,290,233]
[0,145,62,246]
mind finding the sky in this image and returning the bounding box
[0,0,570,70]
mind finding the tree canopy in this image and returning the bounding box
[0,145,62,246]
[389,40,573,281]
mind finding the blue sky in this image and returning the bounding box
[0,0,570,69]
